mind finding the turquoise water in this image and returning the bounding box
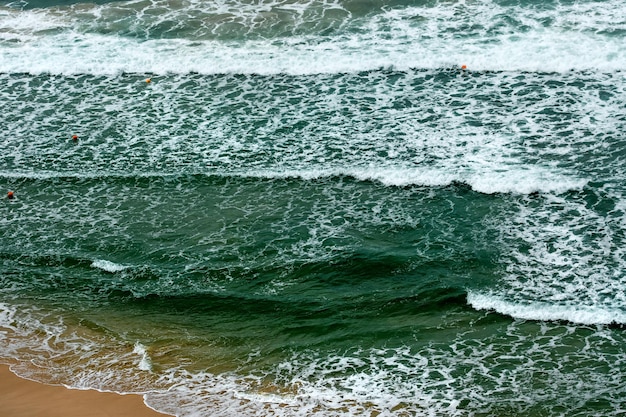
[1,0,626,415]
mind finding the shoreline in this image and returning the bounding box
[0,364,172,417]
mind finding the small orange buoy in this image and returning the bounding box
[461,64,467,70]
[72,135,78,140]
[146,78,152,83]
[7,191,14,199]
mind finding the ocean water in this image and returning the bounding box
[1,0,626,415]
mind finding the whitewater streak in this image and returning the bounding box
[1,0,626,75]
[0,166,587,195]
[467,291,626,325]
[0,30,623,75]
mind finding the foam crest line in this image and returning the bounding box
[246,167,588,195]
[2,0,626,74]
[0,32,624,75]
[467,291,626,325]
[0,166,587,195]
[91,259,129,273]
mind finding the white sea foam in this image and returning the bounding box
[467,290,626,325]
[1,0,625,75]
[470,187,626,327]
[2,297,626,416]
[0,165,587,195]
[246,166,586,195]
[91,259,129,273]
[0,55,612,200]
[0,303,17,340]
[133,342,153,372]
[0,300,164,394]
[466,169,588,195]
[0,30,622,76]
[142,328,626,416]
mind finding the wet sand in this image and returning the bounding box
[0,364,171,417]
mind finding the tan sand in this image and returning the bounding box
[0,364,172,417]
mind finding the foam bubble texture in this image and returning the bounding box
[469,190,626,325]
[1,69,609,195]
[1,0,625,74]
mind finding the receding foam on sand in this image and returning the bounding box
[0,364,171,417]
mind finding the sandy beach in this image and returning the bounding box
[0,364,171,417]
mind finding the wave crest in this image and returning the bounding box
[467,290,626,325]
[91,259,129,273]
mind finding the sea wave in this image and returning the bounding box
[91,259,129,273]
[0,166,587,195]
[467,290,626,325]
[0,31,624,76]
[1,0,626,75]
